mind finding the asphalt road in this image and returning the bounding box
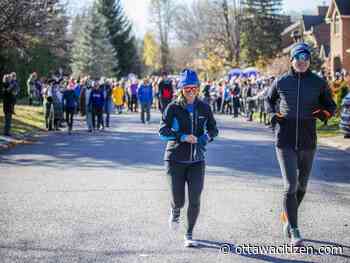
[0,112,349,263]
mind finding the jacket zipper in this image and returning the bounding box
[189,111,193,161]
[296,74,301,151]
[194,109,198,160]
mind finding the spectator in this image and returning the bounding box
[2,73,19,136]
[137,77,153,124]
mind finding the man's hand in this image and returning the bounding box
[271,112,285,126]
[312,109,331,122]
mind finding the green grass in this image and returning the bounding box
[252,112,340,137]
[316,117,341,138]
[0,103,45,137]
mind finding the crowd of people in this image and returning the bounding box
[1,60,350,138]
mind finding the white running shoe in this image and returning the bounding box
[290,228,304,247]
[184,234,199,248]
[168,208,180,231]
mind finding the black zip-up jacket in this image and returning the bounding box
[268,68,336,150]
[159,98,218,162]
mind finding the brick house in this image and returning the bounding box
[280,6,330,59]
[326,0,350,75]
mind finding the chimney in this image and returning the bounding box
[318,6,329,17]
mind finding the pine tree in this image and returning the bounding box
[70,2,117,79]
[97,0,140,78]
[241,0,284,65]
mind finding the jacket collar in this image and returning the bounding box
[288,67,312,78]
[176,97,200,109]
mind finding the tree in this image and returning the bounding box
[70,3,117,79]
[97,0,140,77]
[211,0,243,66]
[174,0,244,69]
[0,0,69,97]
[0,0,64,50]
[149,0,176,71]
[143,32,161,73]
[241,0,285,65]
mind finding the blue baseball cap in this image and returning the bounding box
[290,43,311,60]
[177,69,199,89]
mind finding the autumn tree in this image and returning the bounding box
[143,32,161,73]
[149,0,177,71]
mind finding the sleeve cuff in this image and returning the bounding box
[180,134,188,142]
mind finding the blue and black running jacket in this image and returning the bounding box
[159,98,218,162]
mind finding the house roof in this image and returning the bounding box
[281,21,300,36]
[335,0,350,15]
[302,15,325,31]
[326,0,350,18]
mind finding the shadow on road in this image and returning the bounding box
[194,240,312,263]
[0,119,349,185]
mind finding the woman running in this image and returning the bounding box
[159,69,218,247]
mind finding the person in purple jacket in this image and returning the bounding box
[89,81,105,131]
[129,80,138,112]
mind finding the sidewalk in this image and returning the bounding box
[319,134,350,153]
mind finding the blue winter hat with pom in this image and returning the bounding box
[177,68,199,89]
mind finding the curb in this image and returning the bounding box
[319,137,350,153]
[0,131,42,152]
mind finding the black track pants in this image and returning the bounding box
[276,147,316,229]
[165,161,205,235]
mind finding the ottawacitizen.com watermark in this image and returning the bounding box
[220,243,344,256]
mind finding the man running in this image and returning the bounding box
[267,43,336,246]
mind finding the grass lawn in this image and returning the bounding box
[0,103,45,137]
[316,117,341,138]
[252,112,340,138]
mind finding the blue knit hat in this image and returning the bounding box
[177,68,199,89]
[290,42,311,59]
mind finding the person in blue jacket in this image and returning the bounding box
[89,81,105,131]
[267,43,336,246]
[159,69,218,248]
[137,77,153,124]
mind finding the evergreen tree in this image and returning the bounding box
[97,0,140,77]
[70,2,117,79]
[241,0,284,65]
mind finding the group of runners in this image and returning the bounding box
[1,42,347,249]
[159,42,336,248]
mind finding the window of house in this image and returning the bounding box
[334,12,340,35]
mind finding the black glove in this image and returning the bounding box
[271,112,285,126]
[312,109,331,122]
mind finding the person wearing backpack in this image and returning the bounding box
[158,71,174,113]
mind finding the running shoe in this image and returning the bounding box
[168,208,180,231]
[184,233,199,248]
[280,211,291,238]
[290,228,304,247]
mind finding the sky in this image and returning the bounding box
[68,0,331,37]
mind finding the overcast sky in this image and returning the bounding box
[67,0,331,36]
